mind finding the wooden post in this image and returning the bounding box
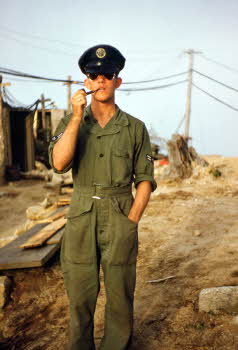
[41,94,46,129]
[68,75,72,114]
[40,94,51,128]
[63,75,73,114]
[0,76,11,184]
[184,49,202,141]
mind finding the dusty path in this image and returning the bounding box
[0,156,238,349]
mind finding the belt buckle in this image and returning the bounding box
[93,183,102,199]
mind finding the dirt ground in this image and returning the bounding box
[0,155,238,350]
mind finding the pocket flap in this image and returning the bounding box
[112,149,130,158]
[67,197,93,218]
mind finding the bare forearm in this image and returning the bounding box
[52,115,82,171]
[128,181,152,224]
[52,89,87,171]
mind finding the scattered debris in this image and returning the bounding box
[20,169,51,181]
[45,170,73,188]
[0,276,11,308]
[209,166,222,178]
[188,146,209,167]
[193,230,201,237]
[0,191,19,198]
[147,275,176,284]
[199,286,238,314]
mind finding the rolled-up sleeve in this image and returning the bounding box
[48,116,73,174]
[133,122,157,192]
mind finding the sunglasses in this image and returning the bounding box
[86,72,117,81]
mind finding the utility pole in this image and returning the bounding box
[63,75,73,114]
[0,75,11,185]
[40,94,51,141]
[184,49,202,141]
[40,93,51,129]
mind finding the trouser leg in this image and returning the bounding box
[99,263,136,350]
[61,196,99,349]
[97,195,138,350]
[61,258,100,350]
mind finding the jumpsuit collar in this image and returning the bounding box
[83,105,129,135]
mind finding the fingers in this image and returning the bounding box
[71,89,87,109]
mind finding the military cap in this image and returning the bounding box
[78,44,126,75]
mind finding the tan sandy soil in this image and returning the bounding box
[0,155,238,349]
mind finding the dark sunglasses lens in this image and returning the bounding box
[87,73,98,80]
[87,73,116,80]
[104,74,114,80]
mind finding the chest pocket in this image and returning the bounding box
[111,148,133,184]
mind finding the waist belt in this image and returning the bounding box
[75,184,132,198]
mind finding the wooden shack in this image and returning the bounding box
[0,102,36,183]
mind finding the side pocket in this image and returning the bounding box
[62,197,94,264]
[109,197,138,265]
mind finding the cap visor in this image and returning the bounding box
[85,64,118,74]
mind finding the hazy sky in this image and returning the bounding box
[1,0,238,156]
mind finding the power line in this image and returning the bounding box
[199,54,238,75]
[0,66,187,86]
[6,77,59,84]
[0,67,83,84]
[0,32,76,57]
[192,83,238,113]
[0,24,84,48]
[122,71,187,84]
[193,69,238,93]
[175,114,186,133]
[119,79,187,92]
[0,25,186,58]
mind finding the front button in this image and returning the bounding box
[97,135,101,139]
[99,153,104,157]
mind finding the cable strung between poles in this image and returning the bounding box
[0,66,188,85]
[193,69,238,93]
[119,79,187,92]
[192,83,238,113]
[199,54,238,75]
[122,71,188,84]
[0,67,83,84]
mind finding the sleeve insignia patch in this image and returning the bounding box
[146,154,153,162]
[51,132,63,142]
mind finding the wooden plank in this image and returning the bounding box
[61,187,73,194]
[57,196,71,206]
[36,207,68,224]
[46,228,64,245]
[58,195,71,201]
[20,217,66,249]
[0,223,61,270]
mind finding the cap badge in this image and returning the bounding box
[96,48,106,59]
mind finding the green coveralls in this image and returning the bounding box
[49,105,157,350]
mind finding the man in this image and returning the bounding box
[49,44,157,350]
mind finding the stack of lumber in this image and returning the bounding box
[0,191,72,270]
[57,196,71,206]
[20,216,67,249]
